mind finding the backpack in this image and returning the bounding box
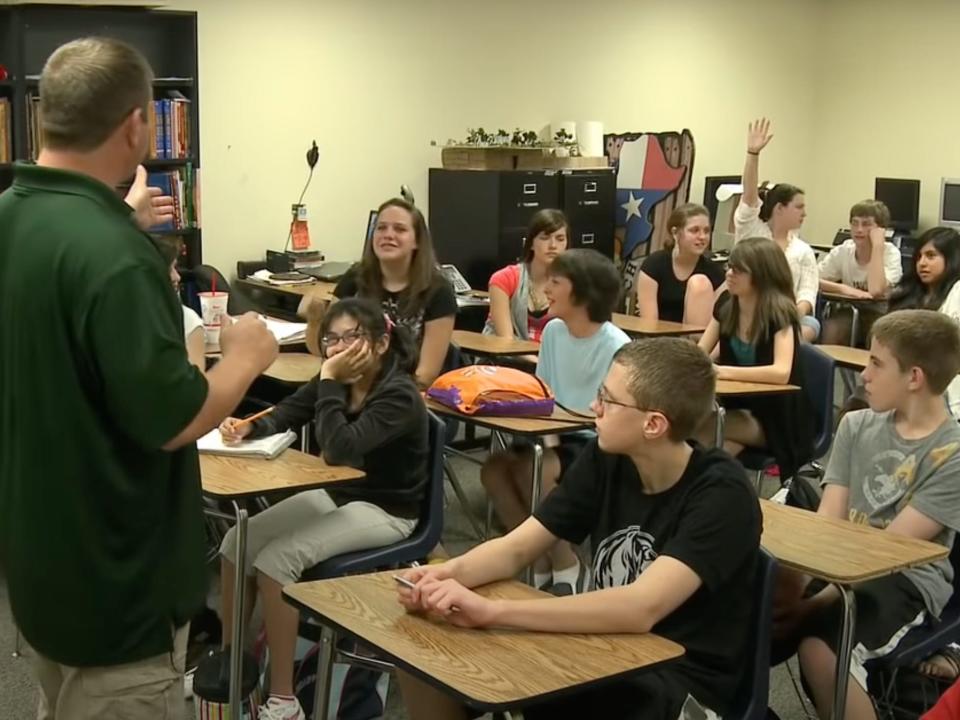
[427,365,555,416]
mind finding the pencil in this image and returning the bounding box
[234,406,274,428]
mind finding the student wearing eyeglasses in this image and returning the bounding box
[216,297,429,720]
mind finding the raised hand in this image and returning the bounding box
[746,118,774,155]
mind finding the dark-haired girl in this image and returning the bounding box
[217,297,428,720]
[735,118,820,341]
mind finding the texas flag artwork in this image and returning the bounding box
[611,134,687,259]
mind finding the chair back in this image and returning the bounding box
[303,411,445,579]
[728,548,778,720]
[798,343,836,461]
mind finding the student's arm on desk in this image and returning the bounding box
[488,286,517,338]
[164,315,278,450]
[819,279,872,300]
[715,326,793,384]
[697,319,721,360]
[636,272,660,321]
[416,315,455,388]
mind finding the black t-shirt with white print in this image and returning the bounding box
[534,440,761,716]
[333,265,457,346]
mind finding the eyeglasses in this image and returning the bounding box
[595,387,640,411]
[320,328,366,349]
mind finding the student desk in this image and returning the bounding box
[200,451,365,718]
[425,398,594,582]
[760,500,949,720]
[820,292,881,347]
[713,380,800,447]
[452,329,540,357]
[283,571,684,720]
[611,313,705,337]
[261,352,323,384]
[819,345,869,371]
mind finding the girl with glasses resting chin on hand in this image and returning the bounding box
[216,297,429,720]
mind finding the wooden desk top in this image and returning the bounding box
[452,330,540,357]
[201,449,364,499]
[760,500,949,584]
[425,398,594,436]
[611,313,705,337]
[820,291,879,305]
[238,277,337,300]
[716,380,801,396]
[284,571,683,710]
[263,352,323,384]
[819,344,869,371]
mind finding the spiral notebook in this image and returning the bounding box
[197,428,297,460]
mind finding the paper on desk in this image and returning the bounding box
[250,269,314,286]
[197,428,296,459]
[260,316,308,344]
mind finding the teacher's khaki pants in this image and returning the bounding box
[34,623,188,720]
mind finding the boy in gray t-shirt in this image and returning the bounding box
[790,310,960,720]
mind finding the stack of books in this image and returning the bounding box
[147,97,190,160]
[148,164,198,232]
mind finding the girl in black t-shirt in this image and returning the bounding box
[636,203,725,325]
[330,197,457,388]
[696,236,815,479]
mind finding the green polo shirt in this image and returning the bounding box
[0,164,210,667]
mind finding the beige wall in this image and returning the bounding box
[156,0,824,273]
[805,0,960,245]
[55,0,960,272]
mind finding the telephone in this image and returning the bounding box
[440,264,472,294]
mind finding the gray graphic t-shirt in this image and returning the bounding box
[824,409,960,616]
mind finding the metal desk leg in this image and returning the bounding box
[849,306,861,348]
[714,401,726,449]
[311,625,337,720]
[229,500,249,720]
[301,422,310,453]
[524,442,545,585]
[831,585,857,720]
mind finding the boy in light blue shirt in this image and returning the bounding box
[481,249,629,594]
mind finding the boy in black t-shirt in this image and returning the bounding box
[396,338,762,720]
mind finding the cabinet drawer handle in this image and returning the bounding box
[584,182,597,193]
[580,200,599,207]
[523,183,537,194]
[520,202,539,208]
[581,233,595,245]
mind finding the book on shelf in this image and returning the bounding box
[148,163,198,232]
[27,95,42,160]
[147,94,191,160]
[0,99,10,164]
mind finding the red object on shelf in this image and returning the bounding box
[0,66,8,81]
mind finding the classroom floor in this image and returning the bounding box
[0,455,812,720]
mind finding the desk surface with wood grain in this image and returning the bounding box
[760,500,949,584]
[716,380,801,396]
[284,571,683,710]
[819,345,869,371]
[452,330,540,357]
[201,449,364,499]
[262,352,323,384]
[425,397,594,436]
[611,313,705,337]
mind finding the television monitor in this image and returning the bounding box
[940,178,960,227]
[874,177,920,232]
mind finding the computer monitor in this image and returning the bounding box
[363,210,378,254]
[874,177,920,232]
[940,178,960,227]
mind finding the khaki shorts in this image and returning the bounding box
[35,623,188,720]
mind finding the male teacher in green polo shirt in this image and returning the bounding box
[0,38,279,718]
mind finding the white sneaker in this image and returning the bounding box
[258,696,306,720]
[183,668,195,700]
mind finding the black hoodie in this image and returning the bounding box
[250,357,427,518]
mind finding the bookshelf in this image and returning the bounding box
[0,3,202,268]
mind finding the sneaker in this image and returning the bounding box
[258,696,306,720]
